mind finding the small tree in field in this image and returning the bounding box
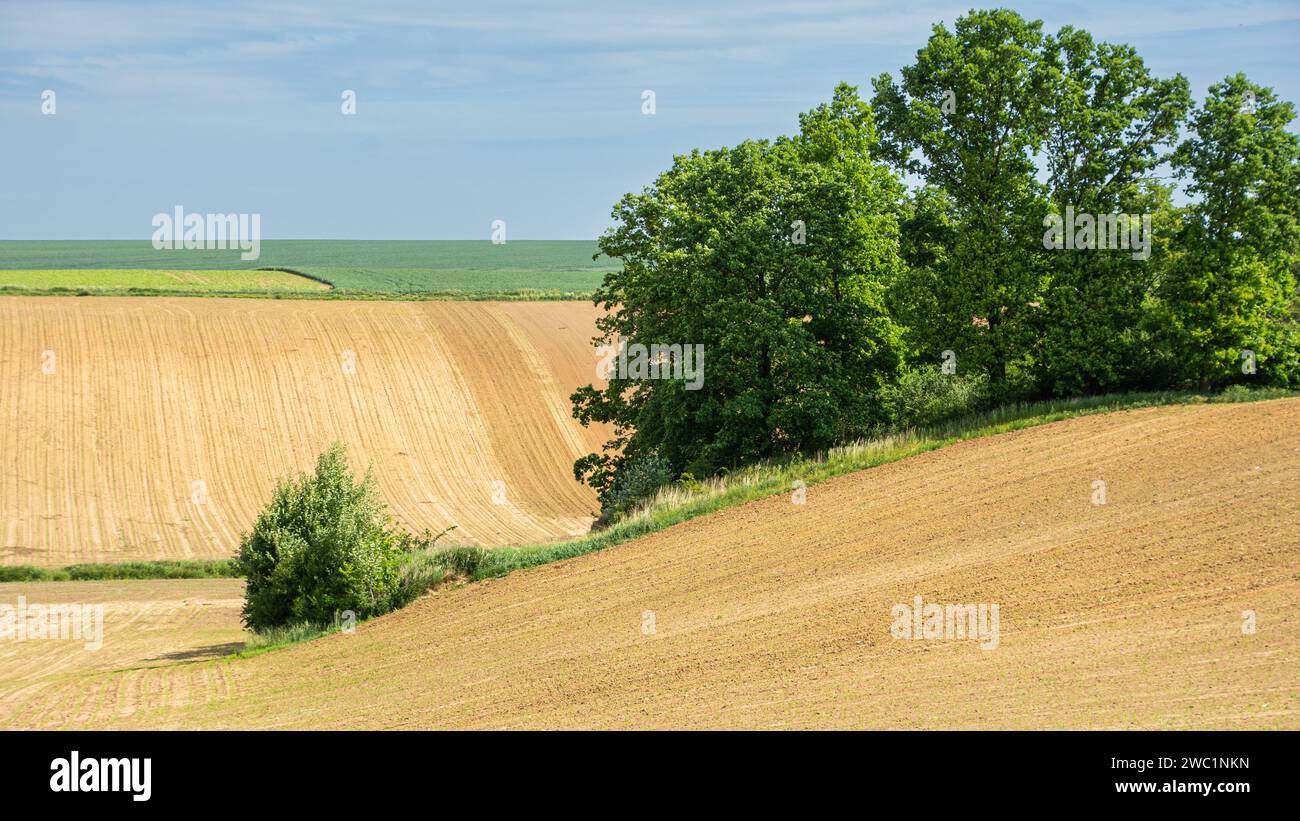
[236,442,406,632]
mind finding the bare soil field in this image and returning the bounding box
[3,400,1294,729]
[0,297,607,565]
[0,579,245,726]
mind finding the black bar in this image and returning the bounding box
[5,730,1287,808]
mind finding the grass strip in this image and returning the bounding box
[0,558,240,582]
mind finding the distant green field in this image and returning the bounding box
[0,268,329,293]
[0,240,613,298]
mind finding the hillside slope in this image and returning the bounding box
[0,297,607,564]
[5,399,1296,729]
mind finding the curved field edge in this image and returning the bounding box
[255,267,600,302]
[252,267,335,287]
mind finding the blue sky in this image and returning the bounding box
[2,0,1297,239]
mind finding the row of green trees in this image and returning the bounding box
[572,8,1300,515]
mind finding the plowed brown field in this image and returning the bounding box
[3,400,1295,729]
[0,579,245,726]
[0,297,607,565]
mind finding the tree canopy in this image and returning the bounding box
[573,9,1300,518]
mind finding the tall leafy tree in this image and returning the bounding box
[890,185,957,362]
[572,84,906,511]
[1036,27,1191,395]
[1157,75,1300,389]
[872,8,1051,393]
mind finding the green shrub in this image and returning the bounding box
[601,450,674,518]
[1218,384,1253,401]
[676,472,707,494]
[885,366,990,428]
[236,442,407,632]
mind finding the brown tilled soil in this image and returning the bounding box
[0,297,608,565]
[2,400,1295,729]
[0,579,245,726]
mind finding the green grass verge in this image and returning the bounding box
[232,621,338,659]
[0,559,240,582]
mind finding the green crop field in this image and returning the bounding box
[0,240,613,298]
[0,268,331,294]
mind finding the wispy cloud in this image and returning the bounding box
[1,0,1297,238]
